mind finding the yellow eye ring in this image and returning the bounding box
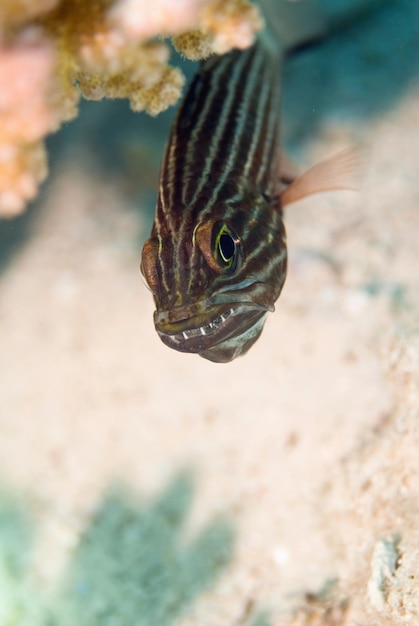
[212,222,241,272]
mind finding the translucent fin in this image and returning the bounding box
[280,147,365,207]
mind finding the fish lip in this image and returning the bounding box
[154,281,274,327]
[154,298,269,354]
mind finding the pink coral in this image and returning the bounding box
[0,31,62,216]
[0,0,58,31]
[0,33,60,143]
[0,0,262,217]
[201,0,264,54]
[109,0,205,40]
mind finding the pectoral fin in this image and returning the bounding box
[280,147,365,207]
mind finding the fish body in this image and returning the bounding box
[141,33,356,363]
[141,33,286,363]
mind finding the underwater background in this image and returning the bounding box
[0,1,418,624]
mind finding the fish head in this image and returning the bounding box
[141,142,361,362]
[141,192,287,363]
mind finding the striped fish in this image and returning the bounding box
[141,32,356,363]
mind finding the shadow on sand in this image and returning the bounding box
[0,471,235,626]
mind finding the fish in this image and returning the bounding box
[140,32,358,363]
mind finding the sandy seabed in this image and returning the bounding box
[0,4,418,626]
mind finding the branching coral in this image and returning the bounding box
[0,29,64,216]
[0,0,262,217]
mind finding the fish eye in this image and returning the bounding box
[212,222,241,272]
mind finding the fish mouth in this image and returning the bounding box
[154,296,269,357]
